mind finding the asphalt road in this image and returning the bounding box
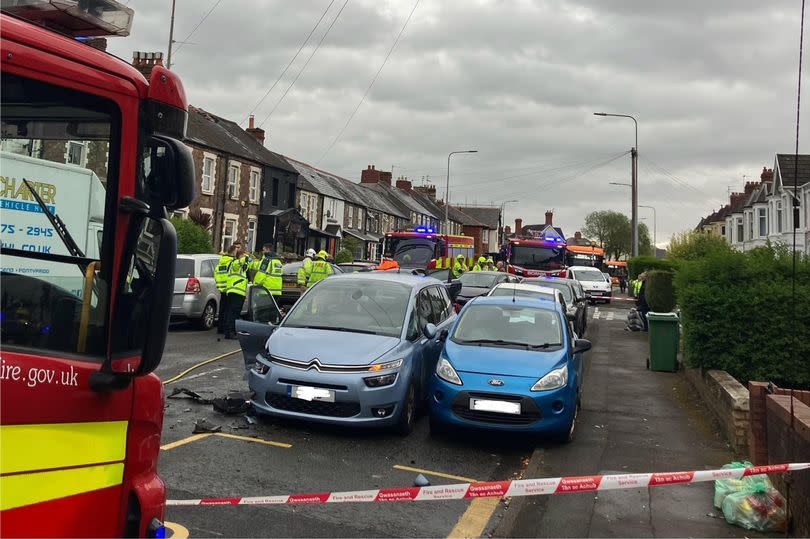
[156,298,754,538]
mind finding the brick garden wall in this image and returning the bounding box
[685,368,749,456]
[749,382,810,536]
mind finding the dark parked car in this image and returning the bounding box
[455,271,519,306]
[279,261,343,306]
[523,277,589,337]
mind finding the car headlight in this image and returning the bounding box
[531,364,568,391]
[436,357,462,385]
[368,358,403,372]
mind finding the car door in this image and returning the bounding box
[199,258,218,306]
[236,287,283,372]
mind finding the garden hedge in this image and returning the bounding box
[644,270,676,312]
[171,217,213,254]
[335,248,353,264]
[675,244,810,388]
[627,255,676,279]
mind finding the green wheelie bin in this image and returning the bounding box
[647,312,679,372]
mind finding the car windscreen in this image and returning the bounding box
[573,268,605,282]
[452,304,563,348]
[459,272,499,288]
[510,245,564,269]
[390,238,435,267]
[283,278,412,337]
[489,288,554,301]
[175,258,195,278]
[525,280,573,302]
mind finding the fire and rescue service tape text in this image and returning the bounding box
[167,462,809,506]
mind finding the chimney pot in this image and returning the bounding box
[515,218,523,233]
[249,115,255,129]
[575,231,582,239]
[545,210,553,226]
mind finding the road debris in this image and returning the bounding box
[193,418,222,434]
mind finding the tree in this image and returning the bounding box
[335,248,353,264]
[582,210,631,260]
[341,236,361,259]
[638,222,653,256]
[170,217,213,254]
[668,230,731,261]
[188,208,212,231]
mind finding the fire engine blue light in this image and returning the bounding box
[415,226,435,234]
[153,526,166,539]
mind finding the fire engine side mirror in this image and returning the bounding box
[142,135,196,212]
[98,215,177,385]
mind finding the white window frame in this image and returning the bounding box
[227,162,241,200]
[249,167,261,204]
[65,140,88,167]
[300,191,318,225]
[777,201,783,233]
[357,207,364,230]
[201,153,217,195]
[347,206,354,229]
[757,207,767,237]
[247,217,258,252]
[222,213,239,251]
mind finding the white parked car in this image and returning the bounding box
[568,266,613,304]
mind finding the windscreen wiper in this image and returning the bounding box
[22,179,86,260]
[293,324,379,335]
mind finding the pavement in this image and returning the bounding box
[156,296,766,538]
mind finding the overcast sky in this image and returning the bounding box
[110,0,807,246]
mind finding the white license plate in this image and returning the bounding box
[470,398,521,415]
[289,385,335,402]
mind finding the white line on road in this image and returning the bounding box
[592,308,601,320]
[606,311,615,321]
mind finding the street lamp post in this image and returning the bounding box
[639,204,657,252]
[499,199,518,244]
[594,112,638,257]
[445,150,478,232]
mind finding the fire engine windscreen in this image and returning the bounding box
[1,73,117,359]
[388,237,435,268]
[510,245,564,270]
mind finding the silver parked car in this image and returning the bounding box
[172,254,221,329]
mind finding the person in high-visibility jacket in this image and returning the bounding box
[224,243,249,339]
[452,254,468,278]
[251,243,283,296]
[485,256,496,271]
[297,248,316,290]
[308,250,333,287]
[214,245,236,334]
[377,251,399,271]
[472,256,487,272]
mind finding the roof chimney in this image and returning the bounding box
[245,114,266,146]
[515,218,523,233]
[132,51,164,80]
[504,225,512,236]
[414,184,437,201]
[379,170,392,186]
[574,231,582,240]
[361,165,382,184]
[396,177,412,192]
[545,210,553,226]
[760,167,774,183]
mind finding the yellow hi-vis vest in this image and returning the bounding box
[226,257,248,297]
[297,257,313,286]
[253,256,283,296]
[307,259,333,287]
[215,255,233,292]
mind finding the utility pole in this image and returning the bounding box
[167,0,177,69]
[594,112,638,257]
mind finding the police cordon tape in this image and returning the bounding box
[167,462,809,506]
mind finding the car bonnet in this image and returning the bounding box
[444,339,567,378]
[268,328,401,366]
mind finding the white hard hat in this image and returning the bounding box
[305,248,316,257]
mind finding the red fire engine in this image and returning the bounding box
[1,1,195,536]
[379,227,475,271]
[501,229,568,278]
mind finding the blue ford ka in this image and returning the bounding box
[428,296,591,442]
[236,273,457,435]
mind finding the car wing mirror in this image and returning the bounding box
[573,339,592,354]
[423,322,438,340]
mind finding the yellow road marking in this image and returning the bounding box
[160,432,292,451]
[164,521,190,539]
[392,464,476,483]
[448,497,501,539]
[160,433,213,451]
[162,349,241,385]
[215,432,292,449]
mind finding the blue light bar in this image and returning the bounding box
[415,227,435,234]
